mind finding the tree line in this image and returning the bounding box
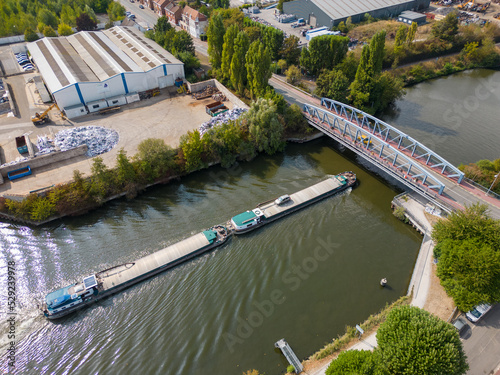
[0,98,307,222]
[206,9,286,98]
[0,0,125,39]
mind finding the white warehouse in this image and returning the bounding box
[27,26,185,118]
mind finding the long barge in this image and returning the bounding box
[41,225,229,319]
[229,172,356,234]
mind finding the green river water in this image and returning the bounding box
[0,69,498,375]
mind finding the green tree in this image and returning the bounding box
[176,51,200,75]
[371,72,405,113]
[24,27,39,42]
[368,30,386,76]
[349,44,372,110]
[280,35,301,65]
[221,24,239,81]
[230,31,250,95]
[156,16,172,33]
[262,27,284,61]
[135,138,176,182]
[433,204,500,311]
[406,21,417,44]
[432,11,459,41]
[90,156,115,198]
[244,98,285,155]
[285,65,301,85]
[246,41,272,99]
[180,130,207,171]
[209,0,229,8]
[107,1,125,22]
[315,69,350,102]
[76,13,96,31]
[43,25,56,37]
[326,350,375,375]
[299,46,310,72]
[115,148,136,186]
[207,13,226,70]
[38,9,58,29]
[305,35,349,75]
[58,23,74,36]
[394,24,408,53]
[277,59,287,73]
[172,30,195,54]
[376,305,468,375]
[337,51,358,81]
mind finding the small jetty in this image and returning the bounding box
[42,225,229,319]
[275,338,303,373]
[229,172,356,234]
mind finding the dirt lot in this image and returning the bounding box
[0,78,234,197]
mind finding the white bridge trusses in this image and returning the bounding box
[304,102,448,195]
[320,98,464,183]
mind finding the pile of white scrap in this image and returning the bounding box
[55,126,119,157]
[199,107,248,136]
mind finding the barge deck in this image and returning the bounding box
[42,225,229,319]
[229,172,356,234]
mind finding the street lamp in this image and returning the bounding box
[486,173,499,196]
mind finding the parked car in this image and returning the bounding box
[22,64,34,71]
[139,4,144,8]
[466,303,492,323]
[128,14,136,19]
[453,317,468,335]
[18,59,30,66]
[275,195,291,205]
[126,11,131,15]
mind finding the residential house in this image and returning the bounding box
[180,6,208,39]
[153,0,170,16]
[165,2,183,25]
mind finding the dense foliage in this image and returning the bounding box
[376,306,468,375]
[0,0,125,37]
[325,306,468,375]
[145,17,199,75]
[459,158,500,195]
[432,204,500,311]
[206,9,283,98]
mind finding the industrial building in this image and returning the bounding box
[397,10,427,25]
[27,26,185,118]
[282,0,431,28]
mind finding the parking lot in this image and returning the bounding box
[248,8,311,46]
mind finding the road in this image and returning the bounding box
[116,0,209,56]
[462,305,500,375]
[269,75,500,220]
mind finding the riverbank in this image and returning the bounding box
[297,192,455,375]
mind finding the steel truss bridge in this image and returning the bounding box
[303,98,465,203]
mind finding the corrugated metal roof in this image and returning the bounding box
[312,0,413,20]
[27,26,182,93]
[104,26,182,70]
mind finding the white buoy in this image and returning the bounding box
[380,278,387,287]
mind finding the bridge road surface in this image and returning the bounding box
[269,75,500,220]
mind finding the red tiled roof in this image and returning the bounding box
[182,5,207,21]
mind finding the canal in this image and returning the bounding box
[1,69,499,374]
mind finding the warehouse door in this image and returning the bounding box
[158,74,174,88]
[309,15,317,27]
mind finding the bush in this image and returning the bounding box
[393,206,407,222]
[286,364,296,373]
